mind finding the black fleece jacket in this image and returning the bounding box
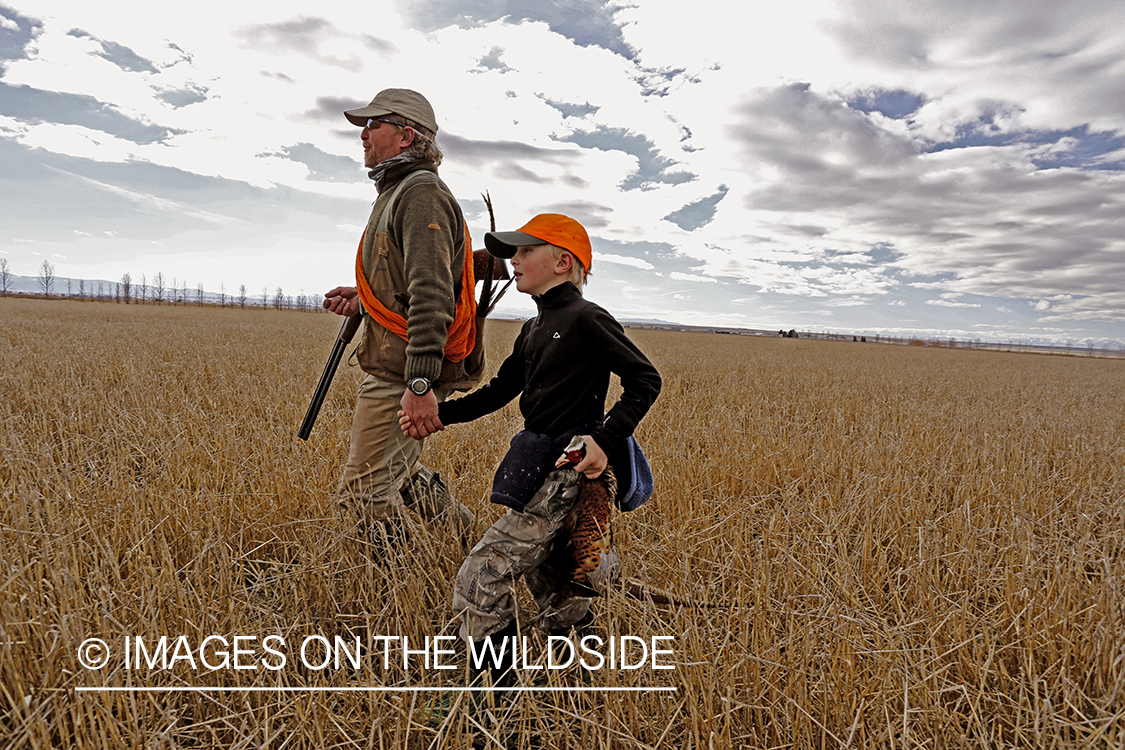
[439,282,661,453]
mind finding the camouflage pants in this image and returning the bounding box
[337,375,474,531]
[452,468,621,640]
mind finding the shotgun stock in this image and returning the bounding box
[298,314,362,441]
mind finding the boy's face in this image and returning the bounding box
[510,244,568,297]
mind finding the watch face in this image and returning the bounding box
[410,378,430,395]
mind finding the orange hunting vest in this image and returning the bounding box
[354,171,477,363]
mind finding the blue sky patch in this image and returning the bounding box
[67,29,159,74]
[663,185,728,230]
[0,4,41,70]
[0,82,182,144]
[928,121,1125,171]
[847,89,925,119]
[1031,125,1125,170]
[157,84,209,109]
[541,96,599,119]
[268,143,359,183]
[403,0,636,60]
[555,125,694,190]
[475,46,512,73]
[866,243,903,265]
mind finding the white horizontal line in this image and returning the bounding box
[76,686,677,693]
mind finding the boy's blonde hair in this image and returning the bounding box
[546,244,589,290]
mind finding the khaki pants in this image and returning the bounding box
[337,374,472,528]
[452,468,620,640]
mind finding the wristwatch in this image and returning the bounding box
[407,377,433,396]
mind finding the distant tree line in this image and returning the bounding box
[0,261,323,313]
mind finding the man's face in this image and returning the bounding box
[362,119,411,168]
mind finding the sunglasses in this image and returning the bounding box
[366,117,404,130]
[365,117,431,143]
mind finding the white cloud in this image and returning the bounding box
[669,272,717,283]
[1,0,1123,344]
[928,298,981,308]
[597,253,654,270]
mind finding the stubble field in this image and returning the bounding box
[1,297,1123,749]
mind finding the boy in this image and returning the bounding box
[398,213,661,685]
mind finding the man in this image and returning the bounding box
[323,88,478,542]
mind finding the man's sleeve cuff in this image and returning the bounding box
[405,354,443,383]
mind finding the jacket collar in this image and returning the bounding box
[533,281,581,311]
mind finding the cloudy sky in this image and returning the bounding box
[2,0,1124,345]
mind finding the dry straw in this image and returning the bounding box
[1,298,1123,748]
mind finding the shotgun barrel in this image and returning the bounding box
[298,314,362,441]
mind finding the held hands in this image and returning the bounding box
[323,286,361,317]
[555,435,607,479]
[398,390,443,440]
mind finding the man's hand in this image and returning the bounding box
[398,390,443,439]
[323,286,361,317]
[555,434,607,478]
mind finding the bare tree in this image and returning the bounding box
[115,282,121,303]
[219,282,227,308]
[139,273,146,303]
[238,284,247,309]
[121,273,132,304]
[38,259,55,298]
[97,282,104,300]
[273,287,284,311]
[181,280,187,304]
[196,282,204,306]
[67,279,72,297]
[79,278,85,299]
[153,272,165,304]
[0,258,11,296]
[261,287,269,308]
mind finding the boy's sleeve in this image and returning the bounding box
[438,334,526,426]
[587,309,662,449]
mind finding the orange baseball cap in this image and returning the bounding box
[484,213,592,271]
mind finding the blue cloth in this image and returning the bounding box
[491,424,654,513]
[616,436,653,512]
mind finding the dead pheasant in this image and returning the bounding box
[551,436,720,610]
[552,435,616,598]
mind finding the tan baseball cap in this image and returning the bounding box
[343,88,438,133]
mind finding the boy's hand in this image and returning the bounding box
[398,390,443,439]
[398,409,444,439]
[555,434,607,478]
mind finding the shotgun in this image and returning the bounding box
[297,314,362,441]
